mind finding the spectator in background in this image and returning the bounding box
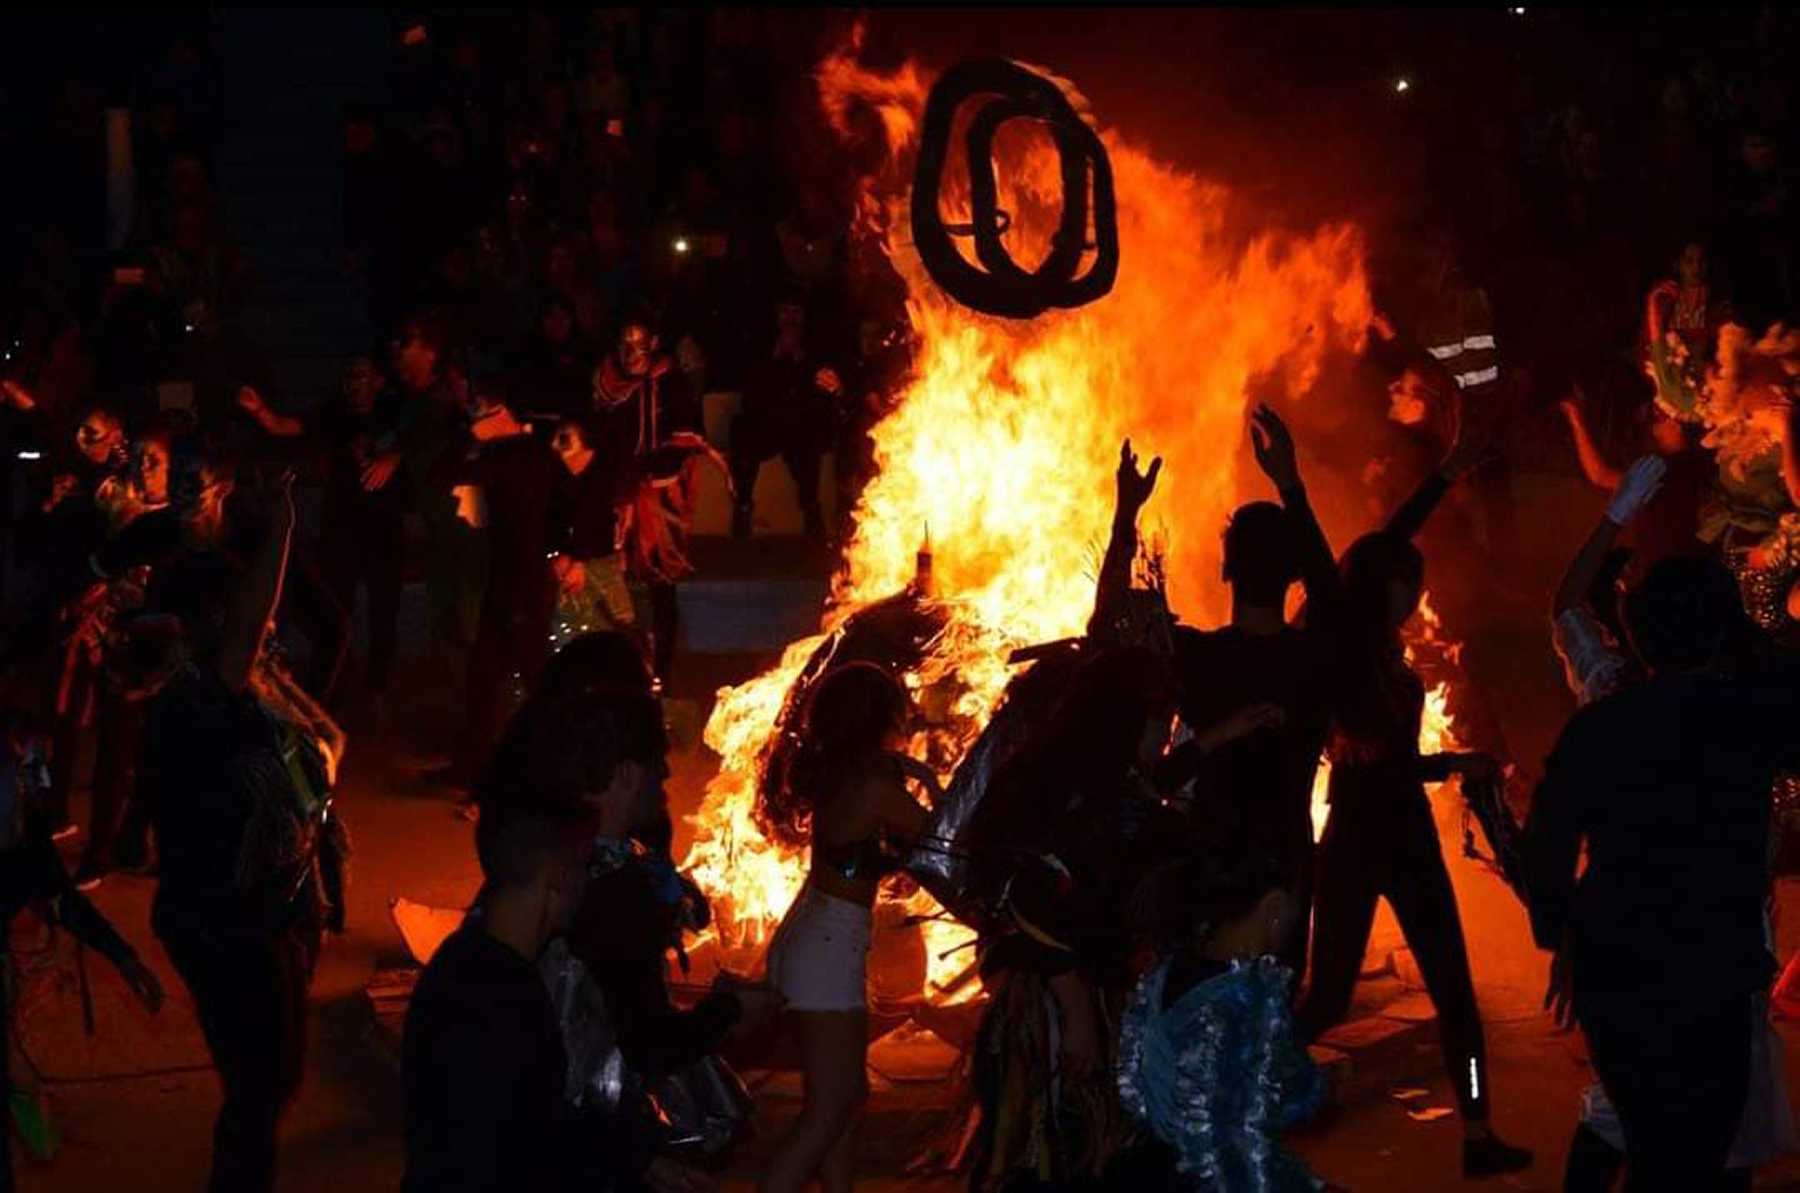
[544,236,608,345]
[70,424,186,889]
[829,316,907,537]
[1643,77,1714,240]
[445,374,559,794]
[575,38,632,130]
[386,314,486,690]
[653,163,760,391]
[1649,241,1734,369]
[1721,127,1796,328]
[149,199,251,340]
[256,356,408,723]
[592,314,702,690]
[584,190,641,328]
[472,222,533,346]
[428,241,510,357]
[341,102,408,338]
[512,294,593,423]
[1561,391,1714,570]
[17,403,129,837]
[401,112,483,298]
[730,295,835,541]
[173,310,279,458]
[547,416,638,651]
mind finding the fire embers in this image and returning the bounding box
[911,60,1118,319]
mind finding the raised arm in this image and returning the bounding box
[1549,457,1666,705]
[1249,404,1337,609]
[235,386,306,439]
[1089,439,1161,636]
[1559,391,1624,492]
[1384,401,1483,542]
[1554,456,1666,617]
[1,378,39,415]
[216,471,295,693]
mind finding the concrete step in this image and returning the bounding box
[679,536,834,654]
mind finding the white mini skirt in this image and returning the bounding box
[765,885,872,1013]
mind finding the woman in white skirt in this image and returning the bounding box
[761,662,933,1193]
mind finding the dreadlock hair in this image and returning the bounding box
[966,646,1177,869]
[1134,837,1292,954]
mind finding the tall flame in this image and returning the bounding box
[683,40,1377,1003]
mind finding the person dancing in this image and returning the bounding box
[1294,423,1533,1179]
[760,662,935,1193]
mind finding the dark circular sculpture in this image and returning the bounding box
[911,59,1119,319]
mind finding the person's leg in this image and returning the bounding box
[1294,806,1381,1040]
[1278,835,1315,990]
[363,517,406,698]
[760,1011,869,1193]
[108,699,151,869]
[459,610,511,782]
[281,555,351,704]
[1582,997,1751,1193]
[1384,795,1533,1176]
[589,554,637,629]
[49,653,96,838]
[1565,1082,1626,1193]
[162,927,312,1193]
[1564,1122,1625,1192]
[317,525,361,673]
[1382,797,1488,1122]
[729,408,775,538]
[783,437,825,538]
[79,687,132,877]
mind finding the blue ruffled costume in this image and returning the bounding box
[1117,956,1325,1192]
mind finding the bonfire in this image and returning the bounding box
[679,34,1473,1010]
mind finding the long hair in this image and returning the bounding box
[968,647,1176,866]
[760,661,909,849]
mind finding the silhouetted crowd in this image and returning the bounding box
[0,8,1798,1193]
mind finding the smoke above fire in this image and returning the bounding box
[680,35,1382,996]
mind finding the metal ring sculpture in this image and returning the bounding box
[912,60,1119,319]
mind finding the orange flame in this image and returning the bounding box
[683,44,1377,1003]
